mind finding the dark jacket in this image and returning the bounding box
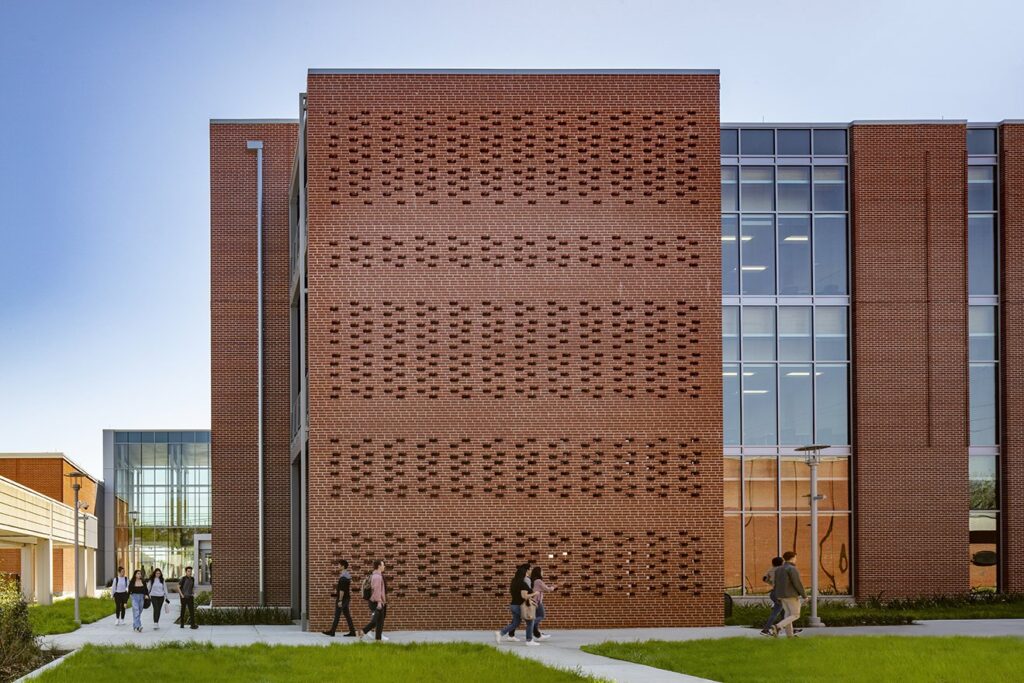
[774,563,806,599]
[334,570,352,602]
[179,576,195,598]
[128,579,149,595]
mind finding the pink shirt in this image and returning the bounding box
[370,571,386,604]
[533,578,551,604]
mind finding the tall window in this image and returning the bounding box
[967,127,999,591]
[721,127,851,596]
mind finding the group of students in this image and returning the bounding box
[110,565,199,632]
[495,561,556,646]
[760,550,807,638]
[322,559,389,641]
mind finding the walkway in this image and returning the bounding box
[38,602,1024,683]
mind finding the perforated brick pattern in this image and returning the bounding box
[304,73,722,630]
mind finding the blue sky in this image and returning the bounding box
[1,0,1021,478]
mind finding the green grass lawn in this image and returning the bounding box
[29,597,115,635]
[726,594,1024,628]
[33,642,601,683]
[584,636,1024,683]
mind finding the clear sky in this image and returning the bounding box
[1,0,1021,479]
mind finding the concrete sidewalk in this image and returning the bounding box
[38,601,1024,683]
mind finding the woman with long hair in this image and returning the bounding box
[495,563,539,646]
[148,568,167,629]
[128,569,149,632]
[529,566,556,640]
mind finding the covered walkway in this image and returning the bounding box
[0,474,98,604]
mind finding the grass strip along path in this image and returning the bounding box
[725,593,1024,628]
[584,636,1024,683]
[29,597,115,636]
[33,642,603,683]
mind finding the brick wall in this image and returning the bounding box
[210,122,296,607]
[850,123,970,597]
[1001,122,1024,593]
[303,72,722,630]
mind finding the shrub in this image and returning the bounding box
[194,607,293,626]
[195,590,212,607]
[0,574,42,681]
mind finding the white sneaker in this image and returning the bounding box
[525,641,540,647]
[381,636,390,642]
[539,634,552,640]
[504,635,520,642]
[154,625,159,630]
[495,631,502,644]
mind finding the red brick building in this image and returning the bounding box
[211,70,1022,630]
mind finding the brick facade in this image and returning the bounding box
[1001,122,1024,593]
[302,72,722,630]
[0,456,98,592]
[850,123,971,597]
[210,122,296,607]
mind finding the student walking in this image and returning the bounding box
[111,567,129,626]
[128,569,149,632]
[770,551,807,638]
[760,556,785,636]
[322,560,356,637]
[177,566,198,629]
[148,568,168,629]
[495,563,539,647]
[530,566,556,641]
[359,560,389,641]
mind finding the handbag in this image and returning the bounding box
[144,595,151,609]
[163,600,170,614]
[521,600,537,621]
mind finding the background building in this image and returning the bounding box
[0,453,100,603]
[102,430,212,585]
[210,69,1024,630]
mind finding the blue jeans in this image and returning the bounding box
[500,604,534,641]
[762,591,784,631]
[533,602,546,636]
[131,594,145,629]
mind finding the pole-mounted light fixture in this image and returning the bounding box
[65,471,86,625]
[795,445,829,628]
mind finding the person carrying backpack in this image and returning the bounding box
[322,560,356,637]
[358,560,389,641]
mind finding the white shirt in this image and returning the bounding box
[113,576,129,593]
[149,579,166,597]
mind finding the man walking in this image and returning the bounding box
[770,551,806,637]
[178,566,198,629]
[322,559,356,637]
[760,556,784,636]
[359,560,389,641]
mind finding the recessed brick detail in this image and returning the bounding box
[304,73,722,630]
[210,122,296,607]
[850,124,970,598]
[1001,122,1024,593]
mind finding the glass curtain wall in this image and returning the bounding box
[722,127,852,596]
[967,127,1000,590]
[113,430,211,579]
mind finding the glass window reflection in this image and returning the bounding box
[968,215,997,296]
[969,306,997,361]
[742,364,777,445]
[969,455,997,511]
[815,364,848,445]
[777,129,811,156]
[742,307,776,360]
[724,364,741,445]
[813,166,847,211]
[724,306,740,360]
[815,307,848,360]
[970,363,998,445]
[741,166,775,211]
[721,129,739,156]
[723,215,740,295]
[741,129,774,155]
[778,215,812,294]
[967,129,996,156]
[814,215,848,295]
[779,364,813,445]
[968,166,996,212]
[813,129,847,156]
[722,166,738,211]
[778,307,812,360]
[740,216,775,295]
[777,167,811,211]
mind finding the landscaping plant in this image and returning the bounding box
[0,574,42,682]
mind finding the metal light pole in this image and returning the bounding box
[795,445,830,628]
[128,510,139,571]
[65,471,85,625]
